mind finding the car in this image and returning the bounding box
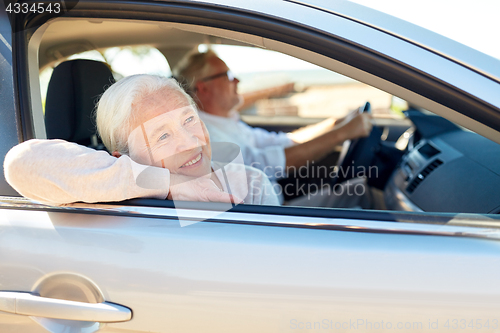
[1,0,500,332]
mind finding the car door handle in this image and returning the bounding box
[0,291,132,322]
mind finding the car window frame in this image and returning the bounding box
[2,196,500,240]
[3,0,500,228]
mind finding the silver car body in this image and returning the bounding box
[1,0,500,332]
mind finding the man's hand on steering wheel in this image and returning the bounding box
[336,107,374,141]
[332,102,380,185]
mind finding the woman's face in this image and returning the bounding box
[127,88,212,178]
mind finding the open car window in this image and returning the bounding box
[27,16,500,216]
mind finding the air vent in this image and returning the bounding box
[406,159,443,194]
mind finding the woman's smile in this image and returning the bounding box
[179,152,203,169]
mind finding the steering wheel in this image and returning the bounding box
[333,102,383,185]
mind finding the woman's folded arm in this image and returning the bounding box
[4,139,170,205]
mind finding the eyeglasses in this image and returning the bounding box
[199,70,235,82]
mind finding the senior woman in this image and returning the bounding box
[4,75,279,206]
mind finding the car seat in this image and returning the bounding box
[44,59,115,149]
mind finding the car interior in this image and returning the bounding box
[44,58,113,150]
[27,18,500,215]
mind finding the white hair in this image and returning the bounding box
[95,74,195,154]
[173,49,218,96]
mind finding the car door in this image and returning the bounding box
[2,1,500,333]
[3,201,500,333]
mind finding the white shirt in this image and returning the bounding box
[199,110,295,181]
[212,161,279,206]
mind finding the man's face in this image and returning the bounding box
[127,88,212,178]
[200,56,241,115]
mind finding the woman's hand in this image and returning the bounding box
[168,173,243,204]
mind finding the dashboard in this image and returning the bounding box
[385,113,500,214]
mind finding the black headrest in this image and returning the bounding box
[45,59,115,146]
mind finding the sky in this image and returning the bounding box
[204,0,500,75]
[349,0,500,59]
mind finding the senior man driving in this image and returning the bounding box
[174,50,373,207]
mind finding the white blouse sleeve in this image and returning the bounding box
[4,139,170,206]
